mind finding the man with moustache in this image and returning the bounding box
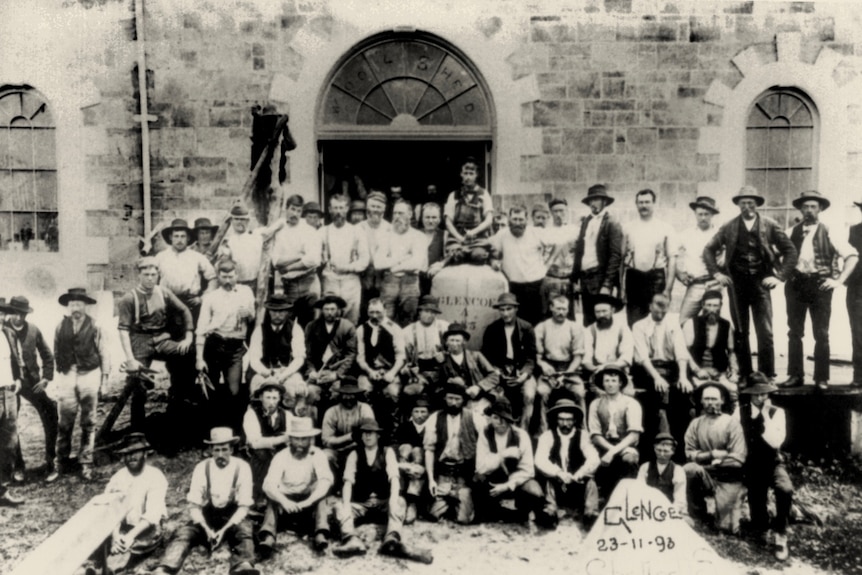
[357,191,391,314]
[0,300,24,506]
[217,205,266,295]
[438,323,499,410]
[532,204,550,229]
[571,184,623,327]
[304,293,357,404]
[52,288,111,481]
[320,378,377,471]
[271,195,323,307]
[542,198,577,318]
[402,295,449,397]
[582,295,634,385]
[302,202,323,230]
[154,218,217,324]
[377,199,428,325]
[258,418,334,556]
[419,203,447,294]
[321,193,370,325]
[395,396,432,523]
[242,381,292,507]
[677,196,723,324]
[356,298,407,401]
[703,186,797,381]
[683,291,740,394]
[780,191,857,390]
[191,217,219,254]
[535,295,586,420]
[152,428,258,575]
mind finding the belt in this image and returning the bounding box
[793,271,827,279]
[690,275,712,284]
[545,273,571,280]
[207,332,245,344]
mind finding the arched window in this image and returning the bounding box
[0,85,58,252]
[745,88,818,228]
[316,32,495,212]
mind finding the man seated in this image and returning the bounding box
[534,398,599,528]
[242,381,292,508]
[152,428,257,575]
[320,378,376,472]
[682,290,739,404]
[394,396,431,524]
[247,294,307,413]
[587,366,643,500]
[637,433,687,515]
[304,293,357,406]
[258,418,333,556]
[355,298,406,425]
[683,382,747,533]
[474,398,556,528]
[402,295,449,398]
[535,295,586,422]
[443,157,494,260]
[581,294,633,392]
[438,323,499,411]
[482,293,538,431]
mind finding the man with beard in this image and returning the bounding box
[703,186,797,381]
[542,198,577,318]
[622,189,679,326]
[247,294,307,413]
[355,298,407,418]
[321,378,377,472]
[191,217,218,254]
[0,300,24,506]
[3,295,57,483]
[118,257,194,433]
[532,204,550,228]
[438,323,499,411]
[402,295,449,397]
[444,157,494,249]
[196,260,256,432]
[423,380,482,524]
[535,398,599,527]
[242,381,292,507]
[217,205,266,296]
[571,184,623,327]
[52,288,111,481]
[780,191,857,390]
[258,418,334,556]
[152,428,257,575]
[683,291,739,396]
[357,191,391,315]
[677,196,722,324]
[271,195,323,307]
[420,203,447,294]
[377,199,428,325]
[489,206,550,325]
[348,200,367,225]
[395,396,431,523]
[683,383,747,533]
[154,218,216,324]
[321,193,370,325]
[482,293,539,430]
[535,295,586,421]
[305,293,357,405]
[473,398,556,528]
[582,294,633,386]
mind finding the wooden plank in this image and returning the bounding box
[9,492,127,575]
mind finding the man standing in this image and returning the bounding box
[305,293,357,404]
[302,202,323,230]
[622,189,679,326]
[196,260,256,431]
[355,299,407,414]
[402,295,449,397]
[53,288,110,481]
[542,198,577,318]
[152,428,258,575]
[848,198,862,386]
[3,295,57,483]
[444,157,494,247]
[321,193,370,325]
[682,290,739,394]
[582,294,634,383]
[242,382,291,506]
[348,200,367,225]
[357,191,391,313]
[532,204,550,229]
[482,293,538,430]
[218,205,265,295]
[258,418,334,556]
[571,184,623,327]
[703,185,797,380]
[154,218,217,324]
[419,202,447,294]
[191,217,219,254]
[271,195,323,307]
[377,199,427,325]
[489,206,550,326]
[0,301,24,506]
[781,191,857,390]
[677,196,722,324]
[535,295,585,417]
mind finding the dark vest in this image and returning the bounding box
[427,229,445,266]
[549,428,586,475]
[363,323,395,366]
[434,409,478,468]
[790,223,833,276]
[848,224,862,288]
[645,460,677,502]
[484,424,520,484]
[353,447,390,501]
[740,404,781,466]
[731,219,765,276]
[261,318,295,368]
[55,315,100,374]
[251,403,287,437]
[691,315,731,372]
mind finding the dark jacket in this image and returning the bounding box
[481,317,536,377]
[304,317,357,377]
[703,214,797,281]
[571,210,623,290]
[6,321,53,384]
[849,223,862,289]
[1,327,23,382]
[439,350,499,394]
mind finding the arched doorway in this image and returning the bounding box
[316,31,495,212]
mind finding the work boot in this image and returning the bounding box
[0,490,24,506]
[12,470,25,483]
[45,464,59,484]
[777,375,803,388]
[379,533,406,557]
[231,561,260,575]
[312,531,329,553]
[81,466,94,482]
[257,532,275,559]
[333,535,367,558]
[774,533,789,561]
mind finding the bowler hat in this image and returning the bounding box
[2,295,34,314]
[230,205,251,218]
[348,200,367,214]
[417,295,441,313]
[731,185,765,207]
[653,432,677,446]
[249,376,286,398]
[442,379,469,398]
[194,217,219,232]
[702,290,723,302]
[694,381,731,407]
[357,418,384,433]
[115,432,152,454]
[204,427,240,445]
[492,292,519,309]
[314,292,347,309]
[593,365,629,389]
[58,288,97,307]
[689,196,720,214]
[582,184,614,207]
[412,396,431,409]
[792,190,831,211]
[442,323,471,341]
[337,377,364,395]
[740,372,778,395]
[287,417,321,438]
[547,397,584,420]
[592,293,624,311]
[161,218,196,242]
[302,202,323,216]
[265,294,293,311]
[485,397,517,423]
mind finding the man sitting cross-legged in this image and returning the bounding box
[242,380,293,509]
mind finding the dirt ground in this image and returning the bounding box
[2,374,861,575]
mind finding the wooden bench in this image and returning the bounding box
[771,386,862,458]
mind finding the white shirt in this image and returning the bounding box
[535,318,585,363]
[357,219,392,267]
[220,228,264,282]
[154,248,216,296]
[105,464,168,526]
[584,320,634,368]
[544,223,577,276]
[624,217,678,272]
[678,225,715,279]
[405,318,450,360]
[632,315,690,364]
[187,456,254,509]
[490,227,549,283]
[746,403,787,450]
[375,227,428,275]
[271,220,322,279]
[196,284,256,340]
[247,319,306,375]
[322,222,370,274]
[264,446,333,497]
[582,210,605,271]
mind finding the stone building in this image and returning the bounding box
[0,0,860,341]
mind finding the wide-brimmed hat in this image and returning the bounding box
[314,292,347,309]
[582,184,614,207]
[204,427,240,445]
[417,295,441,313]
[249,376,286,398]
[287,417,321,437]
[593,365,629,389]
[592,293,624,311]
[357,418,384,433]
[442,379,469,398]
[302,202,323,216]
[230,205,251,218]
[161,218,196,242]
[337,377,364,395]
[114,432,152,454]
[694,381,731,407]
[58,288,97,307]
[348,200,367,214]
[194,217,219,233]
[689,196,719,214]
[2,295,34,314]
[443,323,471,341]
[492,292,519,309]
[265,294,293,311]
[732,185,765,207]
[792,190,830,211]
[547,398,584,420]
[653,432,677,446]
[740,372,778,395]
[485,397,517,423]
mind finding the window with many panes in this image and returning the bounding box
[0,86,58,252]
[745,88,818,229]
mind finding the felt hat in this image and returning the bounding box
[740,372,778,395]
[114,432,152,454]
[694,381,731,407]
[442,323,471,341]
[337,377,364,395]
[547,398,584,421]
[791,190,831,211]
[411,396,431,409]
[204,427,240,445]
[367,191,388,205]
[264,294,293,311]
[549,198,568,209]
[161,218,196,242]
[591,293,624,311]
[249,376,286,398]
[357,418,384,433]
[58,288,97,307]
[593,365,629,389]
[702,290,723,302]
[485,397,517,423]
[492,292,519,309]
[348,200,367,214]
[582,184,614,207]
[302,202,323,216]
[230,204,251,217]
[417,295,441,313]
[442,379,469,398]
[314,292,347,309]
[287,417,321,438]
[731,185,766,207]
[2,295,34,314]
[653,432,677,446]
[689,196,720,214]
[194,217,219,232]
[136,256,158,270]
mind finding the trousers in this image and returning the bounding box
[14,379,57,470]
[785,274,832,381]
[336,495,406,539]
[159,505,255,572]
[322,271,362,325]
[728,273,774,377]
[746,462,793,535]
[54,368,100,468]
